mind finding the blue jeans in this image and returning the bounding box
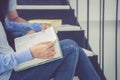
[9,39,100,80]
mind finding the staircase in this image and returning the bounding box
[16,0,106,80]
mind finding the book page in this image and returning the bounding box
[15,27,56,52]
[28,19,62,27]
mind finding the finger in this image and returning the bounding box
[45,25,50,29]
[41,27,45,31]
[40,41,54,49]
[49,47,55,52]
[46,52,55,59]
[37,41,53,45]
[45,49,55,55]
[51,51,56,55]
[41,24,50,31]
[46,42,54,48]
[26,30,36,34]
[41,41,52,44]
[41,24,47,31]
[46,51,56,56]
[40,51,56,59]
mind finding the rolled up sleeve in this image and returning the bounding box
[0,49,33,74]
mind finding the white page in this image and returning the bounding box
[15,27,57,52]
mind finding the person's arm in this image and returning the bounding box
[0,22,55,73]
[7,10,27,22]
[7,0,26,22]
[0,49,33,74]
[0,41,55,74]
[7,0,50,34]
[5,20,42,37]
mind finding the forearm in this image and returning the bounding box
[10,16,27,23]
[0,49,33,74]
[5,20,32,37]
[5,20,42,37]
[7,10,27,23]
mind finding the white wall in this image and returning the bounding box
[69,0,120,80]
[104,21,116,80]
[104,0,116,80]
[69,0,119,21]
[105,0,117,21]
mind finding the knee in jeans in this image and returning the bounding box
[60,39,79,57]
[60,39,78,48]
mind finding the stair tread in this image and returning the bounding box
[17,5,70,10]
[18,0,69,5]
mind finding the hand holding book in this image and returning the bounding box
[14,27,63,71]
[30,41,56,59]
[41,23,51,31]
[26,23,50,35]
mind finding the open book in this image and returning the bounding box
[28,19,62,27]
[14,27,63,71]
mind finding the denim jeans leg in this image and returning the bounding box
[75,47,101,80]
[53,39,79,80]
[9,39,79,80]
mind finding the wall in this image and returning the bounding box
[69,0,120,80]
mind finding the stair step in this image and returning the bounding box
[18,0,69,5]
[18,9,78,25]
[17,5,70,10]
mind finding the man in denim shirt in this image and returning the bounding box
[6,0,49,38]
[5,20,43,37]
[1,1,79,80]
[0,0,100,80]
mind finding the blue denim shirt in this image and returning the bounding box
[8,0,17,12]
[5,20,42,37]
[0,0,36,80]
[0,22,33,80]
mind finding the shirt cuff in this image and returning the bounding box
[8,0,17,12]
[30,23,42,32]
